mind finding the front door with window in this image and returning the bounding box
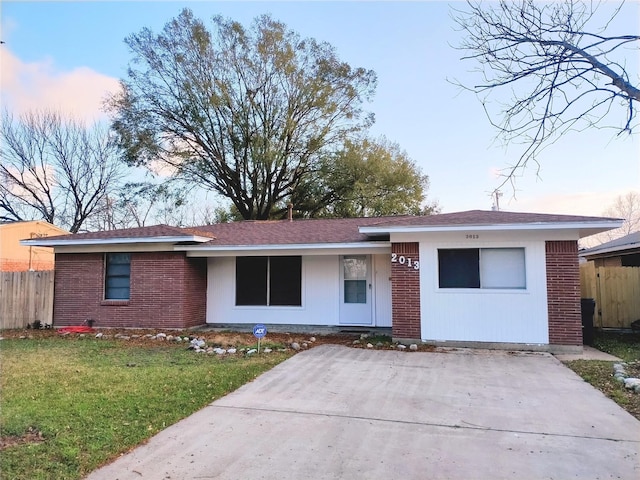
[339,255,372,325]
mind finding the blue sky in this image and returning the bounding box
[1,0,638,216]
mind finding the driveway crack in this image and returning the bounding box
[211,404,640,444]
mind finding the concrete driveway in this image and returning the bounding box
[86,345,640,480]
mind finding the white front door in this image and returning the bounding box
[339,255,372,325]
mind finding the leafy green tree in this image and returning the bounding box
[109,10,377,220]
[291,137,438,218]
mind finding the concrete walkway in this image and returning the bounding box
[86,345,639,480]
[554,345,622,362]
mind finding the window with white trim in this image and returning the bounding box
[438,248,525,289]
[105,253,131,299]
[235,256,302,306]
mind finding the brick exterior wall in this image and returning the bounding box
[546,241,582,346]
[391,242,421,339]
[54,252,207,329]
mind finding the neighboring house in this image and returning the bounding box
[579,232,640,267]
[0,221,69,271]
[23,210,621,352]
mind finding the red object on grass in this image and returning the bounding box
[57,326,95,334]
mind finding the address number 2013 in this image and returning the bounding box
[391,253,420,270]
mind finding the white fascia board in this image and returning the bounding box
[20,235,212,247]
[579,242,640,257]
[360,221,623,237]
[178,241,391,257]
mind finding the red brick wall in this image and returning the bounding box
[54,252,207,329]
[546,241,582,345]
[391,242,421,339]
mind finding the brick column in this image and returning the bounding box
[546,241,582,346]
[391,242,421,340]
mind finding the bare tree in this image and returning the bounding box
[0,110,124,232]
[580,191,640,247]
[453,0,639,186]
[603,191,640,238]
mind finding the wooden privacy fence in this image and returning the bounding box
[0,271,54,329]
[580,263,640,329]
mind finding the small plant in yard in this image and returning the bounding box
[564,331,640,421]
[0,335,292,480]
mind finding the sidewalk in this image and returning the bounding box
[554,345,622,362]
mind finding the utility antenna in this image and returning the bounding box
[491,189,503,211]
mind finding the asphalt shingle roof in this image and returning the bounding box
[33,210,619,246]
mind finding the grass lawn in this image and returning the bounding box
[0,334,292,480]
[564,331,640,421]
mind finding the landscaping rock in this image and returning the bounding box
[352,340,360,345]
[624,378,640,390]
[228,348,237,354]
[246,349,257,356]
[309,337,316,342]
[409,344,418,351]
[95,332,103,338]
[367,343,373,349]
[397,344,407,350]
[263,348,272,353]
[291,342,301,351]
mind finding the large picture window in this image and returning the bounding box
[438,248,525,289]
[105,253,131,299]
[236,256,302,306]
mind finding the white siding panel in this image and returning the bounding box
[419,238,549,344]
[373,254,392,327]
[206,256,340,325]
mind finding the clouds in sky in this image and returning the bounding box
[0,46,120,123]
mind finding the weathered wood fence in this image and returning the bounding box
[0,271,54,329]
[580,263,640,329]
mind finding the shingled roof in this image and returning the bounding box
[362,210,618,228]
[21,210,621,248]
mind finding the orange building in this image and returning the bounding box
[0,221,69,271]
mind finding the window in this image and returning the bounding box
[343,256,368,303]
[236,256,302,306]
[105,253,131,299]
[438,248,525,289]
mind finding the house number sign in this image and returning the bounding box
[391,253,420,270]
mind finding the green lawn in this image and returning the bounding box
[564,331,640,421]
[0,336,291,480]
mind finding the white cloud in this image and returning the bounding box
[0,46,120,123]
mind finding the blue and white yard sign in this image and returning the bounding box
[253,324,267,338]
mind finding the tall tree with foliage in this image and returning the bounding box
[291,137,437,218]
[109,10,377,220]
[453,0,639,186]
[0,110,124,233]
